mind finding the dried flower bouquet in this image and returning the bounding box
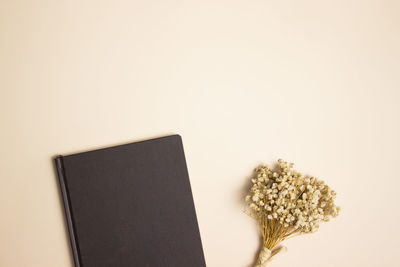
[245,159,340,266]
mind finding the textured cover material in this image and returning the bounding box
[54,135,206,267]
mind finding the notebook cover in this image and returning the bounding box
[54,135,206,267]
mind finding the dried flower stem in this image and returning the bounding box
[246,159,340,266]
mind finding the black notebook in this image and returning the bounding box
[54,135,206,267]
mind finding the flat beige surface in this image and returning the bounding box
[1,1,400,266]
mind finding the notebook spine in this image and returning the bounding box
[55,156,81,267]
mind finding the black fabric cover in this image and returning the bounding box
[54,135,206,267]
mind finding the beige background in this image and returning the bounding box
[1,1,400,266]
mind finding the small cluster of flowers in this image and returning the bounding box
[246,159,340,234]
